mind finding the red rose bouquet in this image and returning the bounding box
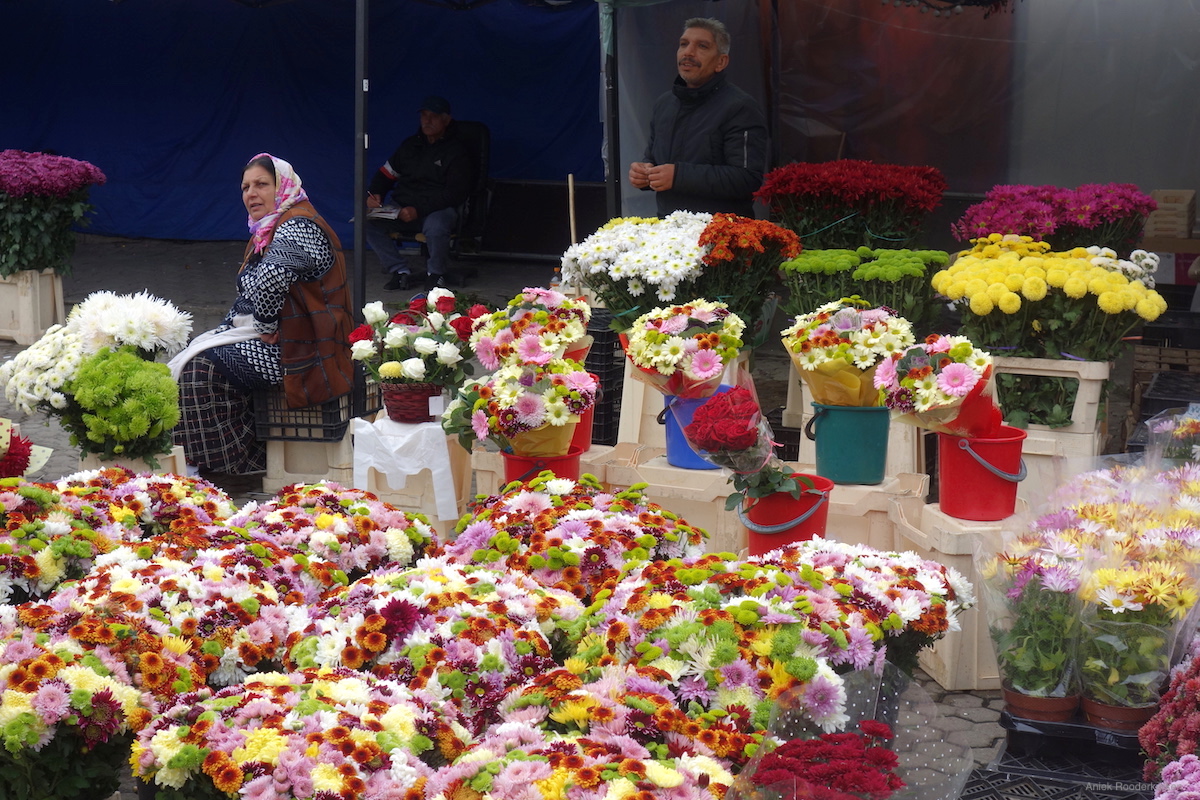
[746,720,904,800]
[675,370,813,511]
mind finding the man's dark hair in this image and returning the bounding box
[683,17,731,55]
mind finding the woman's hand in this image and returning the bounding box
[260,331,279,345]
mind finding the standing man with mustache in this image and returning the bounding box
[628,17,767,218]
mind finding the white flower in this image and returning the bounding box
[426,312,446,329]
[427,287,455,304]
[350,340,376,361]
[383,327,410,348]
[400,358,427,381]
[413,337,439,355]
[435,342,462,366]
[362,301,388,325]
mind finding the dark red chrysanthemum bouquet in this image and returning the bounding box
[748,719,905,800]
[754,160,946,250]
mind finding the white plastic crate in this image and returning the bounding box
[262,430,354,494]
[77,445,187,477]
[0,268,66,345]
[823,472,928,551]
[889,496,1030,691]
[993,356,1110,435]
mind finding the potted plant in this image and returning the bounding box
[951,182,1157,256]
[1077,562,1200,730]
[0,290,192,472]
[976,524,1088,721]
[560,211,710,331]
[349,288,478,424]
[0,150,106,345]
[692,213,801,346]
[778,246,948,332]
[753,159,947,251]
[931,233,1166,429]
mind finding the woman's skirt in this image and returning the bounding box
[173,355,267,474]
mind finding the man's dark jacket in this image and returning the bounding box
[642,71,768,218]
[369,121,472,219]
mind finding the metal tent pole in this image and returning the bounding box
[352,0,370,415]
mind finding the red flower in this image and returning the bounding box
[0,431,32,478]
[449,315,476,342]
[408,297,427,312]
[468,304,490,319]
[348,323,374,344]
[434,295,456,314]
[390,311,416,325]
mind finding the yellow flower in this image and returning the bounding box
[1021,276,1048,301]
[1117,290,1139,311]
[311,763,344,792]
[1096,291,1124,315]
[969,293,995,316]
[644,762,685,788]
[1045,268,1069,288]
[539,769,574,800]
[1003,273,1025,292]
[986,283,1007,303]
[945,281,967,301]
[233,728,287,766]
[1136,298,1163,321]
[379,361,404,379]
[601,776,638,800]
[1063,277,1088,299]
[549,697,599,728]
[998,292,1022,315]
[964,278,989,298]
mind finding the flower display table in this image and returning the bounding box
[0,268,65,345]
[352,416,472,527]
[890,496,1030,692]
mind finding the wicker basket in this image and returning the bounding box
[382,382,442,424]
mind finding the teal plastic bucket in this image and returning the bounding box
[662,391,724,470]
[804,403,890,485]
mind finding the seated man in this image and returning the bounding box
[365,95,473,291]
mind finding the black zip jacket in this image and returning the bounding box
[642,71,768,218]
[368,121,472,219]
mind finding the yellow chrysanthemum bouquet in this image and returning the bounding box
[931,234,1167,426]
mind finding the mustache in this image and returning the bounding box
[679,58,700,67]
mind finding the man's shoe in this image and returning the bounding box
[384,272,411,291]
[425,273,452,290]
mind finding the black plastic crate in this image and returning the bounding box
[1142,310,1200,349]
[253,382,381,442]
[1141,370,1200,420]
[766,406,800,462]
[585,309,625,446]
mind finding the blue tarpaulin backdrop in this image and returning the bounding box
[0,0,604,243]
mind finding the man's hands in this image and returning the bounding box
[367,194,418,222]
[628,162,675,192]
[366,193,382,209]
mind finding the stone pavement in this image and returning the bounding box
[0,235,1019,800]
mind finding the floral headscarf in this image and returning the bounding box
[246,152,309,255]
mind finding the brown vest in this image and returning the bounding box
[241,201,354,409]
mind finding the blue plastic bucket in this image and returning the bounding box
[804,403,890,485]
[662,391,725,470]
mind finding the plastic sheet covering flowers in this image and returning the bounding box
[1145,409,1200,463]
[442,358,597,454]
[951,182,1156,255]
[349,289,475,389]
[778,247,947,332]
[560,211,710,329]
[1141,634,1200,782]
[228,480,434,581]
[430,472,707,601]
[0,621,147,800]
[974,521,1090,697]
[874,333,1001,438]
[425,712,733,800]
[130,668,475,797]
[1077,560,1199,708]
[623,300,745,399]
[753,160,946,251]
[781,298,915,407]
[282,558,585,735]
[470,286,593,370]
[731,663,972,800]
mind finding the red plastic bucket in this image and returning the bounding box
[502,445,583,485]
[569,373,599,454]
[937,425,1028,521]
[741,474,835,556]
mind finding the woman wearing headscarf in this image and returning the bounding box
[170,153,353,476]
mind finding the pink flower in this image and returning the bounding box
[516,334,552,365]
[472,409,491,440]
[564,371,596,393]
[514,393,547,427]
[659,315,689,335]
[32,681,71,724]
[936,362,979,397]
[926,336,951,354]
[873,357,897,390]
[474,338,499,370]
[685,348,724,380]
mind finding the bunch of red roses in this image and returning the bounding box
[683,386,763,455]
[748,720,904,800]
